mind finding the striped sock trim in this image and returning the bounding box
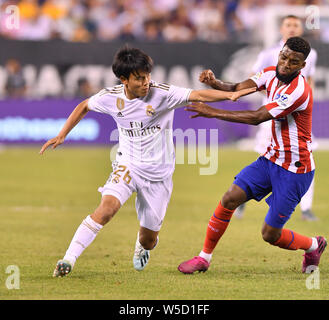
[286,230,295,249]
[82,215,103,234]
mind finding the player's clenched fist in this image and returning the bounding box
[199,69,216,86]
[39,136,65,155]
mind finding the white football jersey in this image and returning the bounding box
[88,81,192,181]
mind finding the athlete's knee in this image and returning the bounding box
[261,224,281,244]
[92,196,121,225]
[221,185,247,210]
[262,232,279,244]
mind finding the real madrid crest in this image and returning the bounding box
[112,176,120,184]
[116,98,125,111]
[146,105,155,116]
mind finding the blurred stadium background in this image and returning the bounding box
[0,0,328,148]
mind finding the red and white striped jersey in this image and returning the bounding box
[250,66,315,174]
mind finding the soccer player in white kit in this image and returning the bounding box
[235,15,318,220]
[39,46,254,277]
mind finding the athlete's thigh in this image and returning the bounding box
[99,161,137,206]
[265,165,314,228]
[233,156,272,202]
[135,176,173,232]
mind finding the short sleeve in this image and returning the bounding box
[87,89,110,114]
[249,66,275,91]
[167,85,192,110]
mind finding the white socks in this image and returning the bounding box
[199,250,212,263]
[306,237,318,253]
[63,215,103,266]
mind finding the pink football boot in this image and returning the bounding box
[178,256,210,274]
[302,236,327,273]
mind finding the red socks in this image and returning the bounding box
[274,229,312,250]
[202,201,313,254]
[202,201,234,254]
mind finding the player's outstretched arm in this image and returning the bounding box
[185,103,273,125]
[39,99,90,155]
[188,86,256,103]
[199,69,256,92]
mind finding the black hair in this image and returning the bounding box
[284,36,310,60]
[112,45,153,79]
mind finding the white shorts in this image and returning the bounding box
[98,161,173,232]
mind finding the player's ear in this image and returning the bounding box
[301,61,306,69]
[119,75,128,85]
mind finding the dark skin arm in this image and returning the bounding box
[195,69,272,124]
[185,103,273,126]
[199,69,257,92]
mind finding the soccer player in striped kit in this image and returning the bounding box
[178,37,326,275]
[235,15,318,221]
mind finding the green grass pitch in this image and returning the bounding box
[0,146,328,300]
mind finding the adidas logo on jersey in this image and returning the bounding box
[116,112,124,118]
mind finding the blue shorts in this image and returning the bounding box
[233,157,315,228]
